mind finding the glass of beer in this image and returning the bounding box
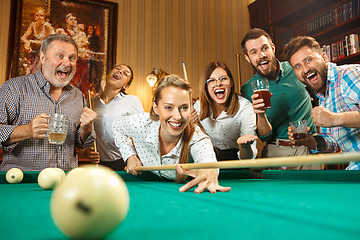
[251,78,271,109]
[290,120,307,140]
[48,113,69,145]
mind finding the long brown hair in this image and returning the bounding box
[199,61,239,120]
[150,74,194,183]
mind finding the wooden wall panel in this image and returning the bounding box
[0,0,253,112]
[0,0,11,85]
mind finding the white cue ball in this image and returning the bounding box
[38,168,62,190]
[50,165,129,240]
[6,168,24,184]
[66,167,85,179]
[52,168,66,182]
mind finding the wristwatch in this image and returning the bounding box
[313,135,327,151]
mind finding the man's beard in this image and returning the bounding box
[302,65,328,93]
[251,57,278,80]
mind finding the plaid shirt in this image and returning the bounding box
[316,62,360,170]
[0,70,95,171]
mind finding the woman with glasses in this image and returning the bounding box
[192,61,258,161]
[84,64,144,170]
[112,74,231,193]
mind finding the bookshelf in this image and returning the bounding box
[248,0,360,64]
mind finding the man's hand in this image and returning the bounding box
[28,113,50,139]
[312,106,337,127]
[288,126,316,150]
[80,107,97,130]
[79,107,97,142]
[177,165,231,194]
[251,93,272,114]
[83,147,100,164]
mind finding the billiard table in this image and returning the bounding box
[1,169,360,240]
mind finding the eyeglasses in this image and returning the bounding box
[206,76,231,87]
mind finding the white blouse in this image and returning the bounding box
[194,95,257,159]
[112,112,217,180]
[93,92,144,162]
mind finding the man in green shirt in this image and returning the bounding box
[240,28,319,169]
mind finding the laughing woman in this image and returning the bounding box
[192,61,258,161]
[84,64,144,170]
[112,74,231,193]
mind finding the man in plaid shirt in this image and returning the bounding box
[0,34,96,171]
[283,36,360,170]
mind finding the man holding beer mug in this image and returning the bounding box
[0,34,96,171]
[240,28,320,170]
[283,36,360,170]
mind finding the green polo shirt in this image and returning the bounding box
[240,61,316,142]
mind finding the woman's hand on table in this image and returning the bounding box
[176,165,231,194]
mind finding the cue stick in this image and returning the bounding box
[236,54,241,89]
[182,62,189,81]
[87,90,97,153]
[130,152,360,172]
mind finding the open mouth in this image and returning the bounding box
[214,89,225,99]
[259,60,269,66]
[168,121,183,130]
[113,73,121,80]
[56,69,70,79]
[306,72,318,84]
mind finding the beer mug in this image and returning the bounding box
[251,78,271,109]
[48,113,69,145]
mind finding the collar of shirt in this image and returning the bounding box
[316,62,335,100]
[143,120,182,157]
[35,70,73,93]
[97,91,126,105]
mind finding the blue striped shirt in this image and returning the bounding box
[0,70,95,171]
[316,62,360,169]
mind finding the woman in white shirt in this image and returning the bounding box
[112,74,231,193]
[193,61,258,161]
[84,64,144,170]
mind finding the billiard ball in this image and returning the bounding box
[38,168,63,190]
[66,167,85,178]
[52,168,66,182]
[6,168,23,184]
[50,165,129,240]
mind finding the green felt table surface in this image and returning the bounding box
[1,170,360,240]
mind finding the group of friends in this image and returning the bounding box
[0,27,359,193]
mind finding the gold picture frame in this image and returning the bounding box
[8,0,118,94]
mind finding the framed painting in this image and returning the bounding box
[8,0,118,94]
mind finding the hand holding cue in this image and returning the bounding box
[129,152,359,172]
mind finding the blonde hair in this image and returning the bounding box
[150,74,194,183]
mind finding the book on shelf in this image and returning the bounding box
[349,33,360,54]
[305,0,360,35]
[328,33,359,61]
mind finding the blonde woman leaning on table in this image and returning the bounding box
[112,74,231,193]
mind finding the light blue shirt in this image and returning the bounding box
[316,62,360,170]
